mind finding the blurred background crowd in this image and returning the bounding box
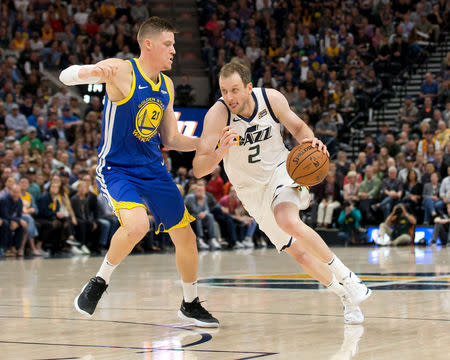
[0,0,449,257]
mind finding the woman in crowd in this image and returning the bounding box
[402,169,423,218]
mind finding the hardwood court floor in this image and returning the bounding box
[0,246,449,359]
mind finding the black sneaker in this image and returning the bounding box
[178,297,219,327]
[74,276,108,317]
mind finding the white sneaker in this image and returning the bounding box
[298,186,311,210]
[342,272,372,305]
[39,249,50,256]
[233,241,245,249]
[242,237,254,248]
[71,246,84,255]
[197,238,209,250]
[80,245,91,254]
[209,238,221,250]
[341,295,364,324]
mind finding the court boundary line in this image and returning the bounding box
[0,340,277,360]
[1,312,448,323]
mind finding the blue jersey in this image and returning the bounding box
[97,58,172,168]
[95,58,193,232]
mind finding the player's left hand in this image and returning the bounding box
[301,137,330,157]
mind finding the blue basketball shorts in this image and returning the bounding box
[96,164,193,233]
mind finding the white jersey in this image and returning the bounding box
[221,88,289,189]
[219,88,309,251]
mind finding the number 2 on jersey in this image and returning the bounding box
[248,144,261,163]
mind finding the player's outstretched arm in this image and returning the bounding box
[159,76,199,151]
[59,58,125,86]
[266,88,329,156]
[193,103,236,178]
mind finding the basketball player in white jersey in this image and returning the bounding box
[193,62,372,324]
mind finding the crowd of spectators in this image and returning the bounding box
[200,0,450,155]
[1,1,450,256]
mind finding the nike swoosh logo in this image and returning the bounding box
[161,161,164,166]
[232,118,240,122]
[161,90,168,94]
[138,85,148,89]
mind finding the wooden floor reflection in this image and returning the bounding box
[0,245,449,359]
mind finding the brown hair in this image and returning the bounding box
[219,62,251,86]
[137,17,177,46]
[407,169,418,183]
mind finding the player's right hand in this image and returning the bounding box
[302,137,330,158]
[217,126,238,157]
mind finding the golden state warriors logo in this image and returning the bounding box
[133,98,164,142]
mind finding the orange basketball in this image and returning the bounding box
[286,142,330,186]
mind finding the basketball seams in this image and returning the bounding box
[294,159,330,182]
[290,148,321,177]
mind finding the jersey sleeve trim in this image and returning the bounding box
[161,73,172,104]
[261,88,279,123]
[217,99,231,126]
[116,60,136,105]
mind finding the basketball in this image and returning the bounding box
[286,142,330,186]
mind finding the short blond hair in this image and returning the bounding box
[219,62,251,86]
[137,17,177,46]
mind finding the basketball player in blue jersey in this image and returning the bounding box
[59,17,218,327]
[193,62,372,324]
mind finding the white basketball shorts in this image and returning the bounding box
[234,163,310,251]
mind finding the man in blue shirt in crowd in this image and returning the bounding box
[61,104,83,127]
[419,72,439,105]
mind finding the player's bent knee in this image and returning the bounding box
[119,207,149,240]
[124,222,149,243]
[275,214,299,235]
[274,202,302,234]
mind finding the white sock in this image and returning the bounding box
[327,254,352,282]
[96,255,117,284]
[182,281,198,302]
[327,273,347,298]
